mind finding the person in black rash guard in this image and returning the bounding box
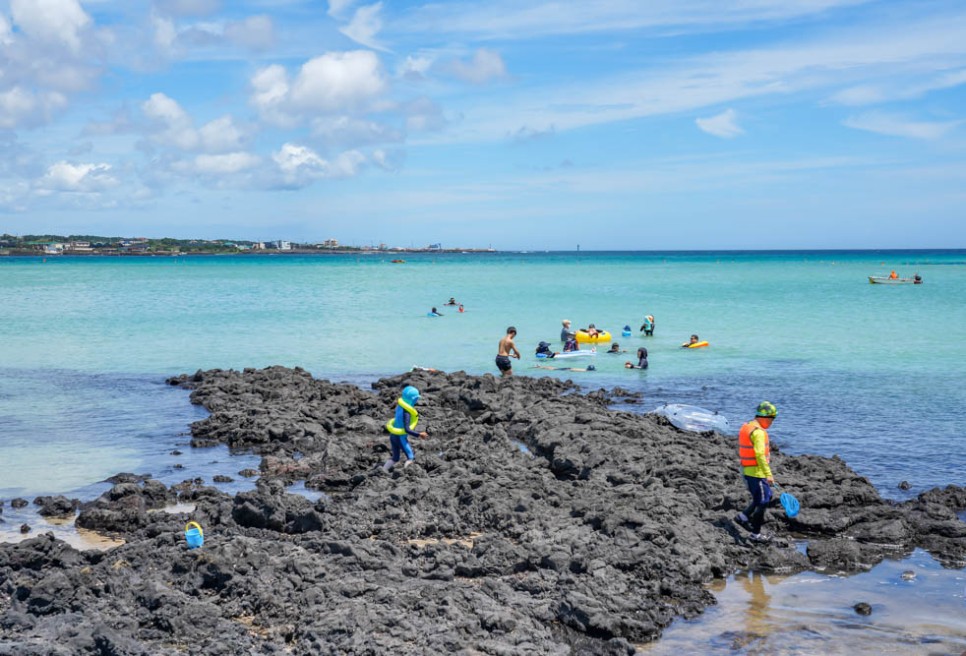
[536,341,557,358]
[625,347,648,369]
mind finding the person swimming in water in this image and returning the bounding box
[607,343,625,354]
[682,334,700,347]
[429,307,443,317]
[445,297,459,305]
[625,347,648,369]
[535,341,557,358]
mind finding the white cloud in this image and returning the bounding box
[399,54,434,80]
[152,13,177,50]
[829,85,885,106]
[404,97,446,132]
[0,87,68,129]
[0,88,43,129]
[252,51,387,126]
[399,0,876,41]
[250,64,292,126]
[447,49,507,85]
[272,143,366,187]
[142,92,199,150]
[36,161,118,193]
[696,108,744,138]
[329,149,366,177]
[842,112,961,139]
[371,148,401,171]
[327,0,356,18]
[310,116,402,147]
[193,152,260,174]
[291,51,386,111]
[155,0,220,17]
[274,143,326,174]
[0,14,13,45]
[224,15,274,50]
[10,0,92,53]
[151,12,274,55]
[141,94,254,157]
[830,68,966,106]
[427,12,966,144]
[199,116,248,153]
[83,107,136,136]
[339,3,385,51]
[0,6,99,129]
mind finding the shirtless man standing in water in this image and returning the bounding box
[495,326,521,377]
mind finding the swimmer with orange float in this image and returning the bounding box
[682,334,709,348]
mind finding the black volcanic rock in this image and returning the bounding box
[34,496,79,518]
[0,366,963,655]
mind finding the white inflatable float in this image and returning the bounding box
[649,403,734,434]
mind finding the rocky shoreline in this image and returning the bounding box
[1,366,965,655]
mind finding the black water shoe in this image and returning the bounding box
[734,513,753,532]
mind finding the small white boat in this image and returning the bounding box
[869,274,922,285]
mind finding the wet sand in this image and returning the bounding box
[0,513,125,552]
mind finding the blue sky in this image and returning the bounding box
[0,0,964,249]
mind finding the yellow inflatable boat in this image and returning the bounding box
[575,329,612,343]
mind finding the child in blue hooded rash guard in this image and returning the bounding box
[383,385,429,471]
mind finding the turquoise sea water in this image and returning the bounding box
[2,250,963,499]
[2,250,965,653]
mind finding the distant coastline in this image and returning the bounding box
[1,232,962,258]
[0,234,496,257]
[0,248,499,257]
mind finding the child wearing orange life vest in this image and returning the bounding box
[734,401,778,543]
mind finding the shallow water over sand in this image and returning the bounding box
[641,549,966,655]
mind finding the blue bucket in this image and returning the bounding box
[185,521,204,549]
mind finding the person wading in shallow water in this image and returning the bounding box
[495,326,521,377]
[734,401,779,543]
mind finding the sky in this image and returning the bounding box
[0,0,964,250]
